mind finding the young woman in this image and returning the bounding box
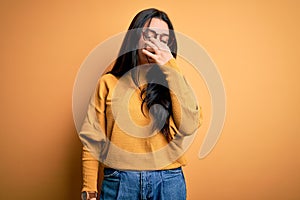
[79,8,202,200]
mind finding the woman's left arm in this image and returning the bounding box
[163,58,203,135]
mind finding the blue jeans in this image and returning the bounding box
[100,167,186,200]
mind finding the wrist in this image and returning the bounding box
[81,191,98,200]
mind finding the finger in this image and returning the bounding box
[149,37,169,51]
[144,44,156,55]
[145,41,159,53]
[142,49,158,60]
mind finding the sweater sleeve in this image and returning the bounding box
[162,58,203,136]
[81,146,99,192]
[79,77,108,192]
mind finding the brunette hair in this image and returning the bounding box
[108,8,177,141]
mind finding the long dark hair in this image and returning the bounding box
[108,8,177,142]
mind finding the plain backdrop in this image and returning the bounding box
[0,0,299,199]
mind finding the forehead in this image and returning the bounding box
[145,18,169,34]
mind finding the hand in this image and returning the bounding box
[142,37,173,65]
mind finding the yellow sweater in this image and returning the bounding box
[80,58,202,192]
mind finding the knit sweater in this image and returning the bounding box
[80,58,202,192]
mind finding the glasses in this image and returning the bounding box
[142,28,173,45]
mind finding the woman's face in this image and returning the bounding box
[138,18,169,65]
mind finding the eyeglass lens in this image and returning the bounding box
[143,29,170,44]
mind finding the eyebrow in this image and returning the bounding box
[146,28,169,36]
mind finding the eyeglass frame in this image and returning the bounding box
[142,28,174,46]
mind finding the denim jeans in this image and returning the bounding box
[100,167,186,200]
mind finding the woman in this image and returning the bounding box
[79,8,202,200]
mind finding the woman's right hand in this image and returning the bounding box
[142,37,173,66]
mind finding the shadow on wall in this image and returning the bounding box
[66,128,83,200]
[66,128,104,200]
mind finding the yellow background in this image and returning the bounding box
[0,0,299,199]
